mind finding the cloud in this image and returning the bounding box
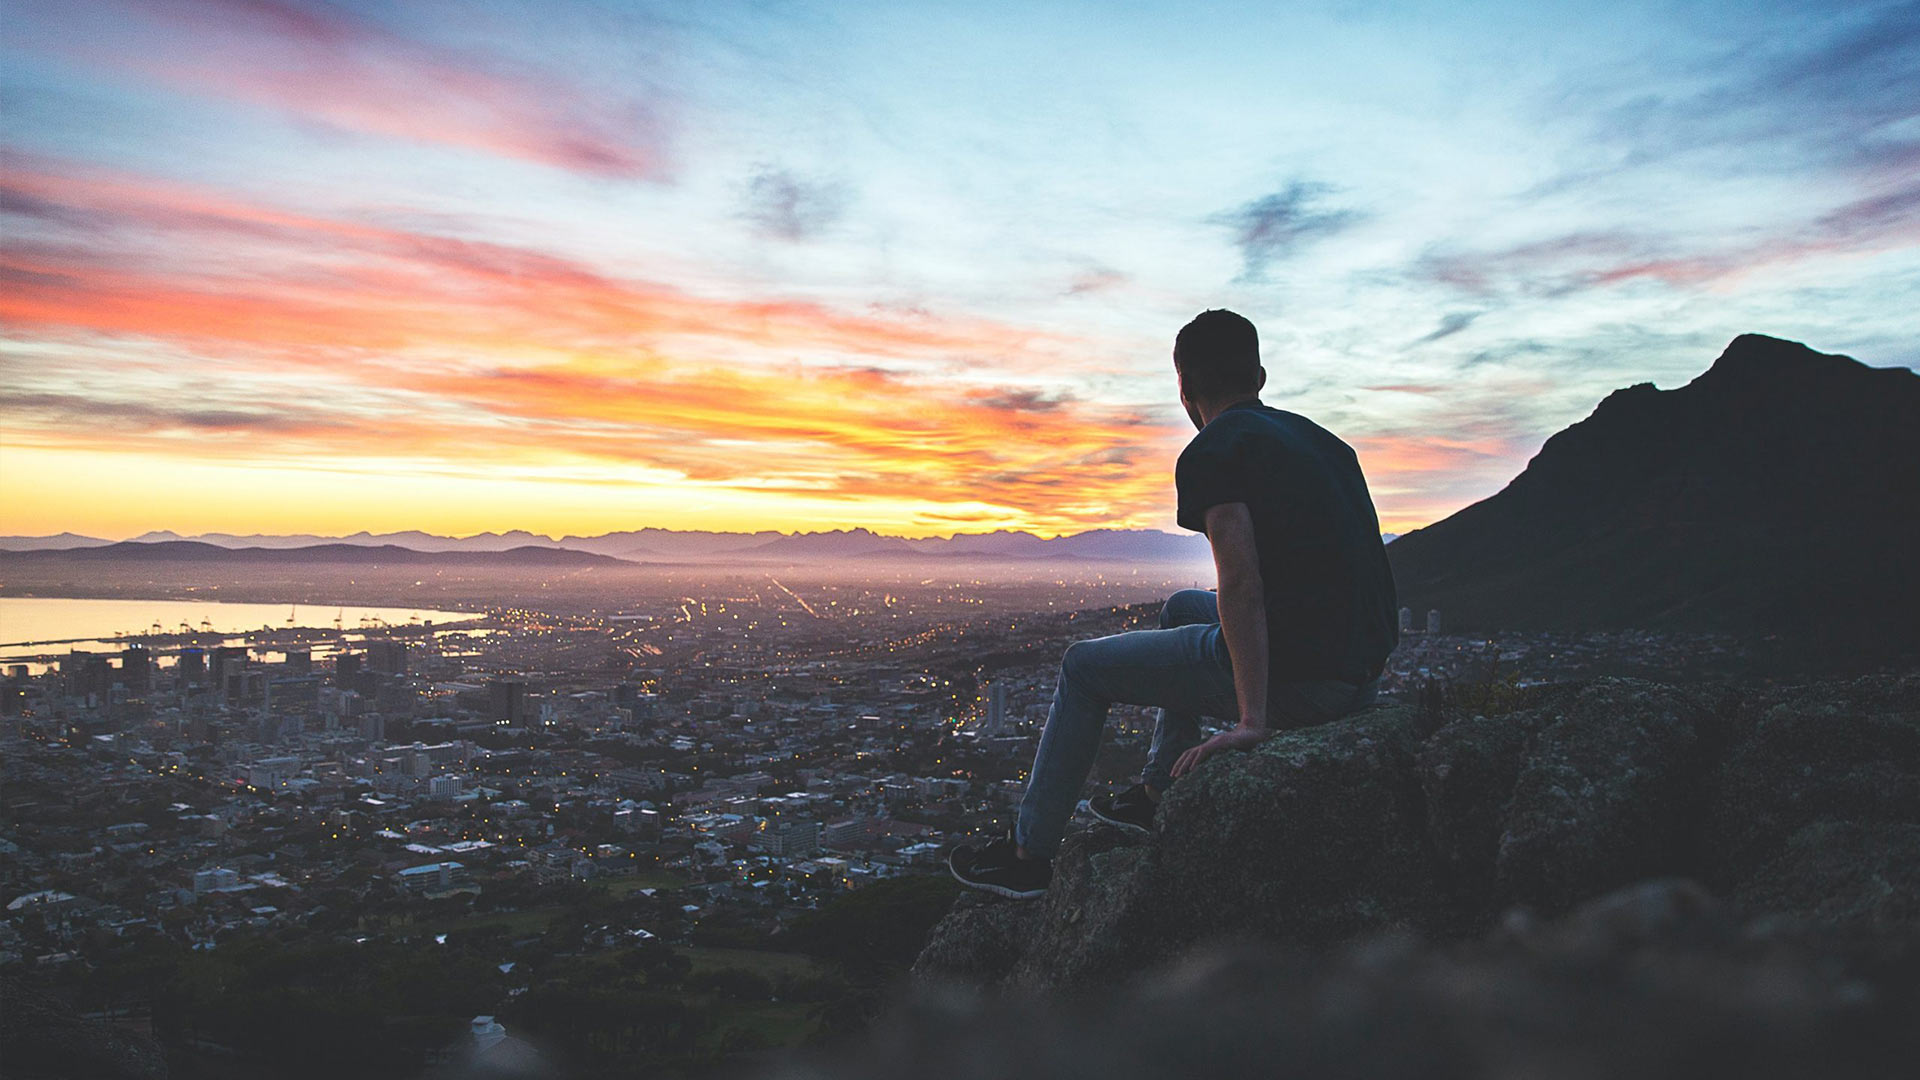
[965,388,1074,413]
[22,0,670,178]
[1545,3,1920,186]
[0,156,1189,535]
[1412,311,1480,345]
[0,391,351,435]
[1210,181,1363,281]
[1419,176,1920,297]
[0,156,1060,358]
[740,168,848,241]
[1064,267,1128,296]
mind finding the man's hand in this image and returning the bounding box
[1171,722,1269,778]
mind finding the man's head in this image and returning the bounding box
[1174,309,1265,429]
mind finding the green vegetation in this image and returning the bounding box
[786,874,961,980]
[681,944,821,978]
[22,872,960,1077]
[606,869,690,893]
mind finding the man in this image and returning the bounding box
[949,309,1398,899]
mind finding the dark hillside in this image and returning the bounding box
[1387,335,1920,666]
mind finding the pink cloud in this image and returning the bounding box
[1426,181,1920,296]
[36,0,669,178]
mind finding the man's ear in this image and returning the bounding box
[1255,367,1268,393]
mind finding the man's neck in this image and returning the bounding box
[1196,394,1261,427]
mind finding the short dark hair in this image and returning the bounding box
[1174,309,1261,399]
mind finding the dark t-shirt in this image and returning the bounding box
[1175,400,1398,684]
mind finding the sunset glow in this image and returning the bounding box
[4,0,1915,539]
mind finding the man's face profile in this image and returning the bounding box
[1176,363,1205,431]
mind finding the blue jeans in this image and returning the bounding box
[1014,589,1378,858]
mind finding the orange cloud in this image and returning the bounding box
[2,156,1501,538]
[0,157,1183,535]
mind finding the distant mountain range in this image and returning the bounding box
[1387,333,1919,660]
[0,541,627,567]
[0,527,1225,565]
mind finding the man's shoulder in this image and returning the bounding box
[1177,415,1245,473]
[1242,404,1355,458]
[1184,404,1318,454]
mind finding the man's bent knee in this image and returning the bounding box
[1160,588,1214,629]
[1058,637,1116,695]
[1061,638,1095,674]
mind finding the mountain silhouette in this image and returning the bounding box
[1387,333,1920,664]
[743,527,917,557]
[0,541,629,567]
[0,526,1220,564]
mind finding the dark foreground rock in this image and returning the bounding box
[914,673,1920,990]
[782,880,1920,1080]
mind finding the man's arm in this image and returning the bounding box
[1171,501,1269,779]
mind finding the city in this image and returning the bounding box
[0,571,1753,1076]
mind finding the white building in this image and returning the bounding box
[193,868,240,896]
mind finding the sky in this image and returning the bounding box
[2,0,1915,540]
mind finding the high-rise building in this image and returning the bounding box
[283,649,312,677]
[176,648,207,685]
[366,639,407,676]
[758,819,820,858]
[1398,607,1414,634]
[119,646,151,694]
[1426,609,1443,635]
[334,652,362,687]
[985,682,1010,736]
[823,818,869,849]
[488,680,529,726]
[66,653,114,703]
[211,646,250,700]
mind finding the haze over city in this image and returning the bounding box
[4,0,1914,542]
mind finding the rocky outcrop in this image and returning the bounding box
[915,673,1920,991]
[794,880,1920,1080]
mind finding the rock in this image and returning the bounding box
[917,706,1436,989]
[1704,673,1920,886]
[1416,705,1545,927]
[808,882,1920,1080]
[913,891,1044,987]
[1144,703,1431,945]
[915,673,1920,992]
[1733,821,1920,928]
[1495,678,1705,912]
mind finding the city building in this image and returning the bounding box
[193,868,240,896]
[985,681,1009,735]
[395,861,474,896]
[366,640,408,676]
[488,680,529,727]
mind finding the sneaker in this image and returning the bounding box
[1088,783,1157,834]
[948,834,1051,900]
